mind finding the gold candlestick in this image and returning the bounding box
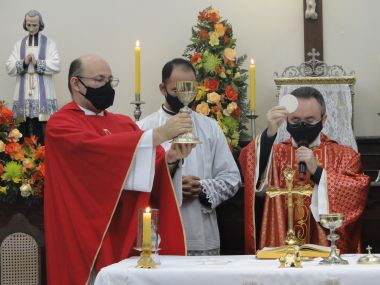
[136,246,156,269]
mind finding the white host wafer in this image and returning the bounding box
[279,94,298,113]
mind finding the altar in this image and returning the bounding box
[94,255,380,285]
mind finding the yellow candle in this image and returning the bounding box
[249,59,256,112]
[142,207,151,248]
[135,40,141,100]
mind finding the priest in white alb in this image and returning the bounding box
[138,58,241,256]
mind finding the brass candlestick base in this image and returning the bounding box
[136,247,156,269]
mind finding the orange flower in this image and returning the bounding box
[23,135,38,147]
[224,48,236,62]
[203,79,220,91]
[31,163,45,183]
[212,102,223,112]
[0,163,3,176]
[196,102,210,116]
[214,23,226,37]
[200,29,209,40]
[191,53,202,63]
[207,92,221,104]
[206,9,221,23]
[0,105,14,127]
[33,146,45,160]
[225,85,238,102]
[38,163,45,177]
[5,142,25,160]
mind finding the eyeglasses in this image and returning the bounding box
[77,76,120,88]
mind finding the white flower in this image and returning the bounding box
[20,184,32,197]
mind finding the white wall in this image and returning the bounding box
[0,0,379,136]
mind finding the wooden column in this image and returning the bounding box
[303,0,324,61]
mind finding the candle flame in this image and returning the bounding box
[146,206,150,213]
[136,40,140,47]
[251,58,255,65]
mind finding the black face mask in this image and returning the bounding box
[286,120,323,146]
[165,88,184,114]
[78,78,115,111]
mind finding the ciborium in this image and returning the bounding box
[171,81,201,144]
[319,213,349,265]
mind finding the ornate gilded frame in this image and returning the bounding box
[274,54,356,124]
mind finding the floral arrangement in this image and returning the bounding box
[0,102,45,204]
[184,6,249,152]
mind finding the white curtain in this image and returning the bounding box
[275,84,357,151]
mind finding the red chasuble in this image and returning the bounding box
[240,133,370,254]
[44,102,186,285]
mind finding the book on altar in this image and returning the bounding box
[256,244,331,259]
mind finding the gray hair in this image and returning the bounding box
[23,10,45,31]
[68,58,83,93]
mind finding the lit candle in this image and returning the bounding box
[142,207,151,248]
[249,59,256,112]
[135,40,141,101]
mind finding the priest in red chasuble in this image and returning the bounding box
[240,86,369,255]
[45,55,195,285]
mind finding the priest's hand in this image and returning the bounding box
[267,106,288,137]
[166,143,195,163]
[295,146,318,175]
[182,175,202,199]
[153,113,192,146]
[30,54,37,66]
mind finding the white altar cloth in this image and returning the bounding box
[94,255,380,285]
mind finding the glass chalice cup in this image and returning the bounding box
[171,81,202,144]
[319,213,349,265]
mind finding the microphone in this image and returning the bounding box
[297,140,308,180]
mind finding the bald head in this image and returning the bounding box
[79,54,112,74]
[68,54,112,94]
[68,55,114,112]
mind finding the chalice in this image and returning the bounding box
[171,81,202,144]
[319,213,349,265]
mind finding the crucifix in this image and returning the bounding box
[266,166,313,246]
[303,0,324,61]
